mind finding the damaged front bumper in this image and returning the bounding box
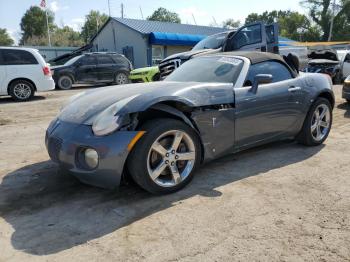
[45,119,139,189]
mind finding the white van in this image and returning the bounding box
[0,47,55,101]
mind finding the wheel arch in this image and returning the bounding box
[134,101,205,162]
[317,90,335,109]
[7,78,37,94]
[58,72,75,83]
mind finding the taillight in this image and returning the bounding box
[43,66,51,76]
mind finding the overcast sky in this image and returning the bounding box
[0,0,305,44]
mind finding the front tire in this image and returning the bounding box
[9,80,35,101]
[127,118,201,194]
[57,75,73,90]
[297,97,332,146]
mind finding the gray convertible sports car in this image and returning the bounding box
[46,52,334,194]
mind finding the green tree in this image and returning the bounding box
[245,10,322,41]
[20,6,54,45]
[301,0,350,41]
[222,19,241,29]
[52,26,84,47]
[147,7,181,23]
[0,28,14,46]
[81,10,108,43]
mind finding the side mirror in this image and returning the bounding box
[250,74,273,93]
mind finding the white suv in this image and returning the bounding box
[0,47,55,101]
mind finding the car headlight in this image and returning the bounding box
[92,95,138,136]
[345,75,350,83]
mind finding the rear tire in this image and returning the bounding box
[127,118,201,194]
[297,97,332,146]
[9,80,35,101]
[115,72,129,85]
[57,75,73,90]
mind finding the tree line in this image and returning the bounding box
[0,0,349,46]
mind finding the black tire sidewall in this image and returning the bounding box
[127,118,201,194]
[298,97,332,146]
[9,80,35,101]
[58,75,73,90]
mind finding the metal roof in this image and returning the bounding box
[111,17,226,36]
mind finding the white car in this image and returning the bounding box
[336,50,350,80]
[0,47,55,101]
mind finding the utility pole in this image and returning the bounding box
[328,0,338,41]
[192,13,197,25]
[212,16,218,27]
[121,3,124,18]
[139,6,144,19]
[107,0,111,16]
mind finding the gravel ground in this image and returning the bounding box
[0,85,349,262]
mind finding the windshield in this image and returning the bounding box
[64,55,83,66]
[192,32,229,51]
[165,56,243,83]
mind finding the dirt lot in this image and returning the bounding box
[0,86,349,262]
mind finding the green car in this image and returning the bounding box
[129,66,160,83]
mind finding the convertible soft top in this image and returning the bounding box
[211,51,299,75]
[215,51,286,64]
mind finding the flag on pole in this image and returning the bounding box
[40,0,46,8]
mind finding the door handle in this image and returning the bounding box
[288,86,302,92]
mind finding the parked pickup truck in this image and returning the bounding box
[159,22,306,79]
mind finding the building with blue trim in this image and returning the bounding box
[90,17,226,68]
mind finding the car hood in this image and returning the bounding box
[161,49,218,62]
[50,65,69,70]
[58,81,234,124]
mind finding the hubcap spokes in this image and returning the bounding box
[14,83,31,99]
[311,104,330,141]
[117,74,127,84]
[147,130,196,187]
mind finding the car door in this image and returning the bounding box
[342,53,350,79]
[75,55,97,82]
[265,23,279,53]
[234,61,304,148]
[0,49,7,94]
[223,22,267,52]
[96,55,116,82]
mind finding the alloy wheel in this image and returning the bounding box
[13,83,32,100]
[147,130,196,187]
[116,73,128,85]
[311,104,331,142]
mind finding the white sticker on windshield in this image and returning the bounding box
[218,57,242,66]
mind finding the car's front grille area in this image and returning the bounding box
[159,59,181,79]
[48,136,63,162]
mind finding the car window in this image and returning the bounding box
[97,55,114,64]
[165,56,243,84]
[192,32,229,50]
[345,54,350,62]
[227,24,262,51]
[80,56,96,65]
[64,55,83,66]
[2,49,38,65]
[244,61,293,86]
